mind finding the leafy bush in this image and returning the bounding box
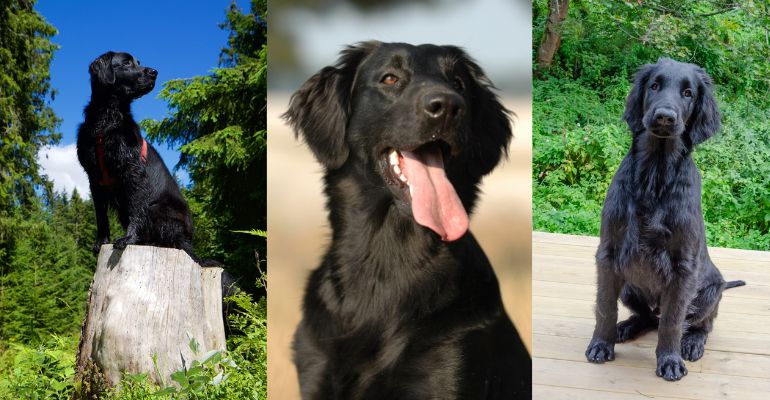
[533,0,770,250]
[0,334,77,399]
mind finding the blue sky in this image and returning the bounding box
[35,0,250,196]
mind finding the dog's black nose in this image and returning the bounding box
[654,108,677,126]
[146,68,158,78]
[423,92,464,121]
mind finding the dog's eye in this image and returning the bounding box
[683,88,693,98]
[453,77,465,92]
[381,74,399,86]
[122,60,131,66]
[650,82,659,90]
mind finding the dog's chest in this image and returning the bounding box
[324,330,462,398]
[611,205,686,284]
[81,130,137,173]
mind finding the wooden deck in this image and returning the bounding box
[533,231,770,400]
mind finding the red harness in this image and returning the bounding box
[95,133,148,186]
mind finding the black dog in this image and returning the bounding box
[586,58,745,381]
[76,51,194,255]
[284,41,531,399]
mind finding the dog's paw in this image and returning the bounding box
[585,337,615,363]
[113,236,136,250]
[92,238,110,254]
[656,353,687,381]
[616,315,656,342]
[681,331,707,362]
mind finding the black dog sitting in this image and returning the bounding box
[586,58,745,381]
[76,51,194,255]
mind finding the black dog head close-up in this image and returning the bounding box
[284,41,512,241]
[623,58,720,145]
[89,51,157,99]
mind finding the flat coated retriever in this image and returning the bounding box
[284,41,531,399]
[586,58,745,381]
[76,51,194,256]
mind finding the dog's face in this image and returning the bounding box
[89,51,157,98]
[624,58,720,145]
[285,42,512,241]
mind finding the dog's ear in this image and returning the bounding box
[457,50,512,176]
[687,67,720,145]
[623,63,656,135]
[283,42,377,170]
[89,51,116,87]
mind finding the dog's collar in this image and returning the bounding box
[94,133,148,186]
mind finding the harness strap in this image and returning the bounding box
[95,133,148,186]
[140,138,148,163]
[95,133,117,186]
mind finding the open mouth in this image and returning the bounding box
[380,140,468,242]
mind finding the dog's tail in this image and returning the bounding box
[724,280,746,289]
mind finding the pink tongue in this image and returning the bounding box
[400,148,469,241]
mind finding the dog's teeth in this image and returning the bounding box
[389,150,398,165]
[399,173,408,183]
[392,164,401,175]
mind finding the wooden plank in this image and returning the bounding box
[533,232,770,398]
[534,231,770,263]
[534,332,689,371]
[534,279,769,301]
[533,253,770,289]
[534,241,770,272]
[534,295,770,328]
[533,315,770,356]
[534,384,688,399]
[534,334,770,379]
[533,358,770,400]
[533,231,599,247]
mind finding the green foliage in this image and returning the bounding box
[0,334,77,399]
[0,190,96,342]
[533,0,770,250]
[142,0,267,290]
[533,78,770,249]
[534,0,770,99]
[0,0,61,212]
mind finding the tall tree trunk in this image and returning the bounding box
[537,0,570,75]
[73,245,226,396]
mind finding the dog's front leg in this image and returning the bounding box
[91,186,111,253]
[586,259,624,363]
[655,276,694,381]
[113,185,148,250]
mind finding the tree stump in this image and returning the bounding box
[74,244,225,391]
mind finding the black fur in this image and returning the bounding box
[284,41,531,399]
[76,51,194,255]
[586,58,745,381]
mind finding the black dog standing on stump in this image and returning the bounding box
[76,51,195,255]
[585,58,745,381]
[285,42,531,399]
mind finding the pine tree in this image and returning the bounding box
[142,0,267,290]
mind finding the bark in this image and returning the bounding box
[74,245,225,392]
[537,0,570,74]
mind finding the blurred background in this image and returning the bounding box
[267,0,532,398]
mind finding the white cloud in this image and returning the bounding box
[37,144,91,199]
